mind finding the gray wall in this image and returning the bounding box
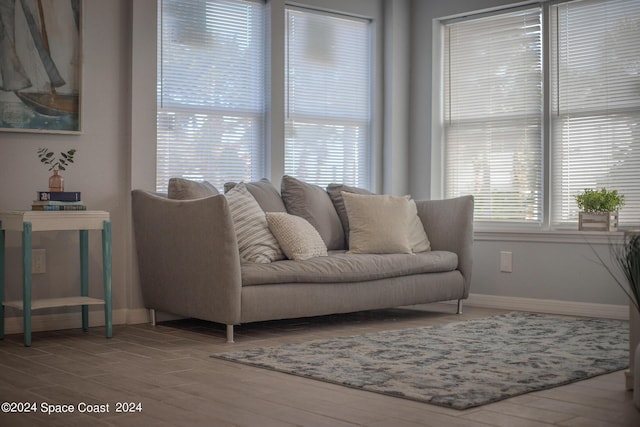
[0,1,142,327]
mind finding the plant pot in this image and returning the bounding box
[578,211,618,231]
[48,170,64,192]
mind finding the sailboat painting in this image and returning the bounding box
[0,0,82,133]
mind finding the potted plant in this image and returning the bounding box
[575,187,624,231]
[37,148,76,192]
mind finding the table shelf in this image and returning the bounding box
[3,296,106,310]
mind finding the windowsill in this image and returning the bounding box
[473,228,633,244]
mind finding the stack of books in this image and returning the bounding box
[32,191,86,211]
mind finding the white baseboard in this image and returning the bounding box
[125,308,152,325]
[464,293,629,320]
[2,308,151,335]
[3,296,629,336]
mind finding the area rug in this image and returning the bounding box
[211,312,628,409]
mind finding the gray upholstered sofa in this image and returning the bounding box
[131,177,474,342]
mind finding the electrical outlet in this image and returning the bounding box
[32,249,47,274]
[500,251,512,273]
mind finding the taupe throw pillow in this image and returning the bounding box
[328,184,431,253]
[342,192,412,254]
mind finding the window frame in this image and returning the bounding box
[156,0,267,192]
[283,5,375,189]
[548,0,640,229]
[433,0,640,232]
[441,4,545,227]
[153,0,380,193]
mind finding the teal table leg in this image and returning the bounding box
[22,222,32,347]
[0,228,5,340]
[80,230,89,331]
[102,221,112,338]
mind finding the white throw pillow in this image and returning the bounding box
[226,183,284,263]
[342,192,412,254]
[408,199,431,253]
[266,212,328,260]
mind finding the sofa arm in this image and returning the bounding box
[131,190,242,325]
[415,196,474,296]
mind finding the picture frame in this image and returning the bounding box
[0,0,82,134]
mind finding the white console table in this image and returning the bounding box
[0,211,112,346]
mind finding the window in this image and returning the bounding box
[550,0,640,227]
[285,7,372,189]
[157,1,375,193]
[157,0,265,191]
[442,0,640,228]
[443,7,543,224]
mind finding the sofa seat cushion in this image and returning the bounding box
[241,250,458,286]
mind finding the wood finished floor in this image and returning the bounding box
[0,304,639,427]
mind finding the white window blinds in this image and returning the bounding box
[443,7,543,224]
[157,0,265,192]
[285,7,372,189]
[550,0,640,227]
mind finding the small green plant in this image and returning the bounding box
[575,187,625,212]
[37,147,76,171]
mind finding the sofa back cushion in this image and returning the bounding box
[326,183,373,244]
[408,199,431,253]
[224,178,287,213]
[168,178,219,200]
[280,175,345,250]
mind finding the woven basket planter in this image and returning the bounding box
[578,211,618,232]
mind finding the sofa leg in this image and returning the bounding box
[226,325,234,343]
[149,309,156,326]
[456,299,463,315]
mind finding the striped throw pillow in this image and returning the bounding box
[226,183,284,263]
